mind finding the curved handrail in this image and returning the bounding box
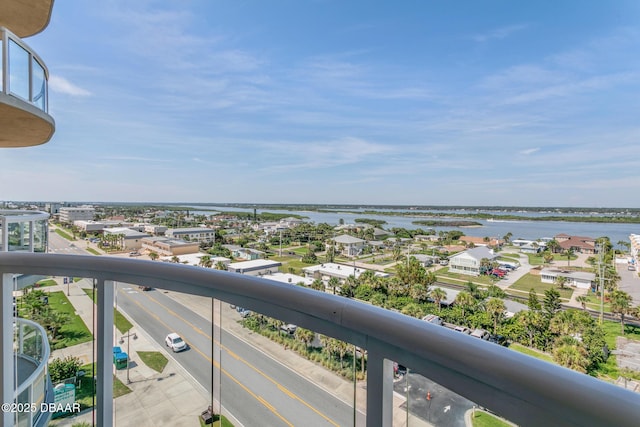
[1,252,639,427]
[15,318,50,396]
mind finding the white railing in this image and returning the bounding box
[14,318,51,427]
[1,252,640,427]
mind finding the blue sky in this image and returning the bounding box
[4,0,640,207]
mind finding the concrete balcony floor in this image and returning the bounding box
[0,98,55,147]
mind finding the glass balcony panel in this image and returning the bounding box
[33,220,47,253]
[8,221,30,252]
[392,362,516,427]
[8,39,30,101]
[31,57,47,111]
[16,387,30,427]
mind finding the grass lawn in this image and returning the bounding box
[508,274,573,301]
[498,253,520,261]
[34,278,57,287]
[54,228,74,241]
[596,321,640,381]
[86,247,101,255]
[46,291,93,349]
[137,351,168,373]
[436,269,497,286]
[74,363,132,410]
[83,289,134,333]
[471,411,512,427]
[199,414,234,427]
[583,293,611,312]
[509,343,554,363]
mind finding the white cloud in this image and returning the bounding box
[520,148,540,155]
[472,24,529,43]
[49,75,92,96]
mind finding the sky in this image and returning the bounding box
[3,0,640,207]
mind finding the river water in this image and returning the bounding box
[186,205,639,245]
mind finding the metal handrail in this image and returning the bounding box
[1,252,639,426]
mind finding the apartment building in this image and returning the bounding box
[1,1,56,425]
[59,206,95,223]
[165,227,217,243]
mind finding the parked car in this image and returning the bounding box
[165,333,187,352]
[470,328,490,340]
[421,314,443,326]
[280,324,297,334]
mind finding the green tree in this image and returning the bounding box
[310,279,325,292]
[328,277,340,295]
[430,287,447,312]
[485,298,506,334]
[454,291,476,317]
[554,275,568,290]
[148,251,159,261]
[576,295,589,310]
[610,290,634,334]
[527,288,541,311]
[49,356,82,384]
[543,288,561,319]
[552,336,589,373]
[564,248,575,267]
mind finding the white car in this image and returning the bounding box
[165,333,187,352]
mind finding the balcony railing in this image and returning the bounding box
[13,318,52,427]
[1,27,48,112]
[1,252,640,427]
[0,27,54,147]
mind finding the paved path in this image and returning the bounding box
[45,278,211,427]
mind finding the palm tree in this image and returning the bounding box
[430,287,447,312]
[215,261,227,270]
[565,248,575,267]
[552,336,589,373]
[148,251,159,261]
[485,298,506,334]
[454,291,475,317]
[310,279,325,292]
[554,275,568,290]
[610,290,634,334]
[328,277,340,295]
[518,310,544,347]
[576,295,589,311]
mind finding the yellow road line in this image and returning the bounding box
[128,289,340,427]
[122,290,295,426]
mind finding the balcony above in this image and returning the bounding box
[1,28,54,147]
[0,0,54,38]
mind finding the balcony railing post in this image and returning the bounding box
[1,272,14,427]
[366,342,394,427]
[96,278,114,426]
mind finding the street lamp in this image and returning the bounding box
[119,329,138,384]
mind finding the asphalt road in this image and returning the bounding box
[115,283,354,427]
[394,371,473,426]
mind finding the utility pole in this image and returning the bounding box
[598,241,604,324]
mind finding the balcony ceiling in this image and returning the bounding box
[0,99,55,147]
[0,0,54,38]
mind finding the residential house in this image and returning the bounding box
[141,236,200,256]
[554,234,597,254]
[330,234,366,257]
[540,268,596,290]
[448,246,499,276]
[227,259,282,276]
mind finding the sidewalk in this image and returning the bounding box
[44,278,210,427]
